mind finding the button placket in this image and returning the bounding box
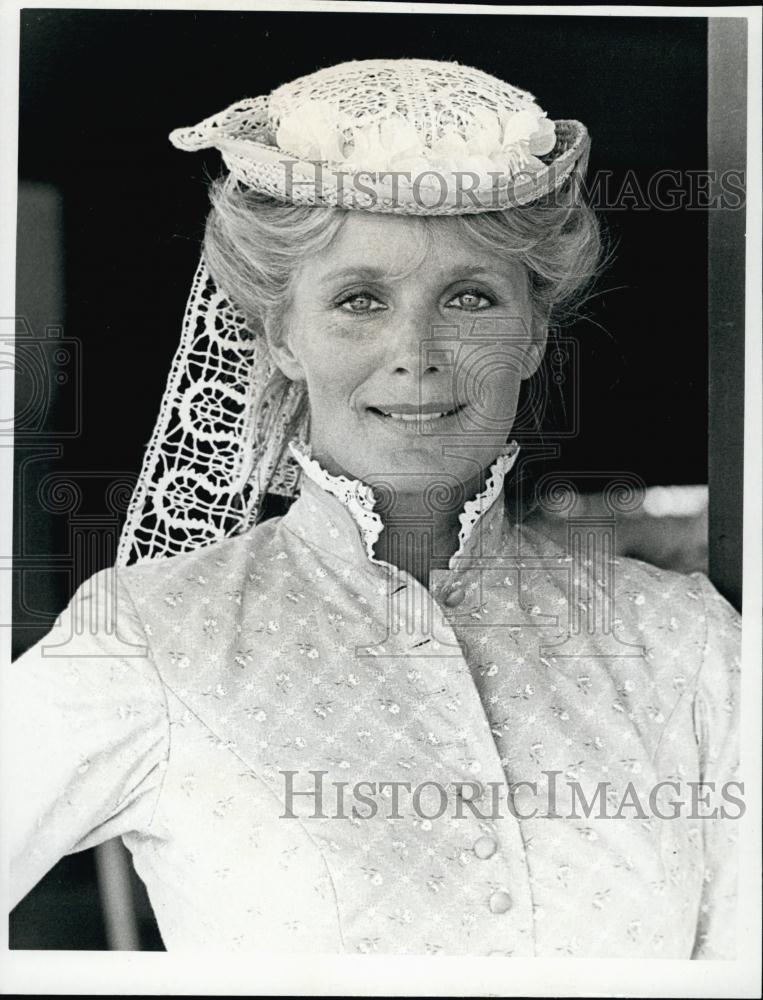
[372,561,536,954]
[456,701,535,951]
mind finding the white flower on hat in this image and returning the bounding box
[345,115,423,173]
[501,107,557,155]
[427,126,499,176]
[528,114,557,155]
[492,106,557,175]
[273,98,556,182]
[275,99,346,162]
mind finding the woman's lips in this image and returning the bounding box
[366,403,467,427]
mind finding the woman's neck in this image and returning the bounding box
[303,444,496,589]
[369,470,488,588]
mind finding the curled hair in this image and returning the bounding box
[204,180,347,340]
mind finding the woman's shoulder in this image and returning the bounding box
[513,517,740,681]
[8,516,284,679]
[613,553,740,631]
[515,515,738,615]
[115,513,285,597]
[606,557,741,708]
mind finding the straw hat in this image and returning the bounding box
[169,58,589,214]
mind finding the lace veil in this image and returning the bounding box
[116,259,307,566]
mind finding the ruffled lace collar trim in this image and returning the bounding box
[455,441,520,554]
[287,439,520,569]
[287,440,384,565]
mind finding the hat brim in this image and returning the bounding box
[171,104,590,215]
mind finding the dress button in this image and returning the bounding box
[443,585,465,608]
[488,890,513,914]
[473,835,498,860]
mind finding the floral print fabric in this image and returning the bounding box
[5,444,741,956]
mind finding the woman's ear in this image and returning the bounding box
[520,313,549,379]
[263,317,306,382]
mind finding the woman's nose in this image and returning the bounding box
[387,309,444,376]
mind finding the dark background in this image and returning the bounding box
[12,8,712,950]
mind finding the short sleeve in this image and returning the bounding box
[688,572,742,960]
[2,566,170,910]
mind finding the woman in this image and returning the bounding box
[5,59,741,957]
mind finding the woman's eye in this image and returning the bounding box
[447,290,493,311]
[338,293,386,314]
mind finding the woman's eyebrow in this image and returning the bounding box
[436,263,507,282]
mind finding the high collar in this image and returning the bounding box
[281,439,520,576]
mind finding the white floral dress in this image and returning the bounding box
[4,442,741,957]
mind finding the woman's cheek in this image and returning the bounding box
[311,317,383,369]
[307,314,375,352]
[300,343,368,406]
[468,369,523,428]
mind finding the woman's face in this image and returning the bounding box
[268,212,545,493]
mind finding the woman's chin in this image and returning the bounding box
[350,443,495,498]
